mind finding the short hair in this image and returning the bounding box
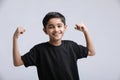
[42,12,66,28]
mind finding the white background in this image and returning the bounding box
[0,0,120,80]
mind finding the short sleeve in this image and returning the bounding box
[21,46,38,67]
[77,45,88,59]
[71,41,89,59]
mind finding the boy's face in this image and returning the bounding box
[43,18,66,42]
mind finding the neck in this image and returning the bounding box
[49,40,62,46]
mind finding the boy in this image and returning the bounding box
[13,12,95,80]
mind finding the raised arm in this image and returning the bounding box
[13,27,25,66]
[75,23,95,56]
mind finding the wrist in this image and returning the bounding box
[83,29,88,33]
[13,36,18,41]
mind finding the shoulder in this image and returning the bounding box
[62,40,86,49]
[62,40,78,46]
[32,42,48,49]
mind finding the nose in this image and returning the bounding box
[54,26,59,32]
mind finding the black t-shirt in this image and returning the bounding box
[21,40,88,80]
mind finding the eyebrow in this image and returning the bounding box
[57,23,63,25]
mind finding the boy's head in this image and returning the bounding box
[42,12,67,43]
[42,12,66,28]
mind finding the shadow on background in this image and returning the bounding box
[0,75,3,80]
[118,0,120,4]
[0,0,4,7]
[0,0,3,4]
[0,0,4,8]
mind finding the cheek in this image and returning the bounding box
[62,28,66,32]
[46,30,53,34]
[62,26,66,31]
[44,29,51,35]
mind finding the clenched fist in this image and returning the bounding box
[75,23,88,32]
[13,27,26,39]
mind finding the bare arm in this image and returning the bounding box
[13,27,25,66]
[75,23,95,56]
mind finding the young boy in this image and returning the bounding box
[13,12,95,80]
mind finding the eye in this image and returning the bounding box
[47,25,54,29]
[58,25,62,28]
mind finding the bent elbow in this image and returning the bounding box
[13,63,20,67]
[13,58,23,67]
[88,51,96,56]
[13,61,23,67]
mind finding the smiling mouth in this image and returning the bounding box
[54,33,60,36]
[53,32,62,36]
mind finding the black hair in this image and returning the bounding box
[42,12,66,28]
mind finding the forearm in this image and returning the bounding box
[13,38,23,66]
[83,30,95,56]
[75,23,95,56]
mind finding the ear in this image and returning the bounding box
[43,28,48,34]
[64,25,67,31]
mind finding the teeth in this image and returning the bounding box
[53,33,60,36]
[54,33,59,36]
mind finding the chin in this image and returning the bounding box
[55,39,61,41]
[54,38,62,41]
